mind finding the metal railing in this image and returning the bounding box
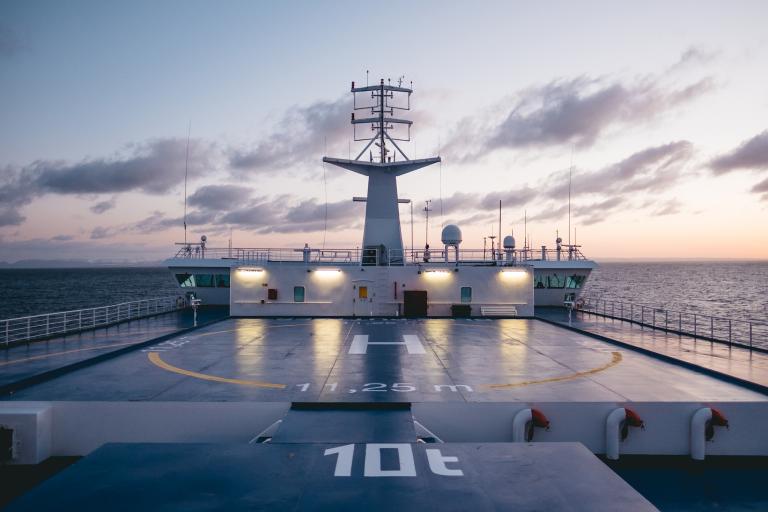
[576,296,768,352]
[171,245,589,265]
[1,296,187,346]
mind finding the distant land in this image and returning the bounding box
[0,259,166,269]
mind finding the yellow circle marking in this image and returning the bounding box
[485,351,623,389]
[147,351,286,389]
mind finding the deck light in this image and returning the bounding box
[423,268,452,278]
[238,267,264,274]
[500,269,527,279]
[313,268,343,277]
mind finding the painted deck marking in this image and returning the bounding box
[486,351,623,389]
[147,352,286,389]
[348,334,426,354]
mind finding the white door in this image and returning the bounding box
[353,280,374,317]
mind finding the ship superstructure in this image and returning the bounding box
[165,80,597,315]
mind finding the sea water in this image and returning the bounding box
[0,262,765,325]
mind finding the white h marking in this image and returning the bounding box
[348,334,426,355]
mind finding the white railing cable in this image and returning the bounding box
[1,296,186,346]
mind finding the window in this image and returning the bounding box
[547,274,565,289]
[215,274,230,288]
[534,274,546,289]
[294,286,305,303]
[176,273,195,287]
[460,286,472,303]
[566,275,585,289]
[194,274,215,287]
[358,286,368,299]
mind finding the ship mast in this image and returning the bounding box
[323,77,440,265]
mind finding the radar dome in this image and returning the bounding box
[441,224,462,245]
[503,235,516,249]
[556,236,562,244]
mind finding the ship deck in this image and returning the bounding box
[5,317,765,403]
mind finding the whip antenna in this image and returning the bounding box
[183,120,191,245]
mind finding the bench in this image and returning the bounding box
[480,305,518,317]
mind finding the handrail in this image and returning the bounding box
[576,295,768,352]
[1,296,187,347]
[170,245,589,264]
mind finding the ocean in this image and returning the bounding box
[0,262,766,325]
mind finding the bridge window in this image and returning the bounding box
[547,274,565,288]
[566,275,584,288]
[194,274,215,287]
[460,286,472,303]
[534,274,546,289]
[176,273,195,287]
[294,286,305,303]
[215,274,230,288]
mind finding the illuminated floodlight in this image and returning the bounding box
[313,268,342,276]
[423,268,452,277]
[500,269,527,278]
[237,267,264,274]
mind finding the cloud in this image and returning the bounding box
[33,138,214,194]
[449,75,711,159]
[710,130,768,174]
[752,176,768,194]
[652,199,682,216]
[90,198,116,214]
[187,184,252,211]
[667,47,718,73]
[0,138,215,227]
[549,141,693,199]
[228,97,349,173]
[0,24,23,58]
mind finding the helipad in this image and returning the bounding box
[6,318,764,403]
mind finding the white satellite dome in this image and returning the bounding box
[503,235,516,249]
[441,224,462,245]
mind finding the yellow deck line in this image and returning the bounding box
[147,352,286,389]
[486,351,623,389]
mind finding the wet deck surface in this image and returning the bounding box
[0,307,229,390]
[4,318,765,403]
[5,442,656,512]
[536,307,768,390]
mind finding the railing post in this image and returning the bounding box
[728,320,731,347]
[694,314,697,339]
[641,306,644,325]
[79,310,82,330]
[46,315,50,336]
[750,323,753,353]
[652,309,655,328]
[679,312,682,332]
[27,317,31,342]
[710,317,713,343]
[665,310,668,331]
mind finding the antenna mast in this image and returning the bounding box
[568,148,573,247]
[424,200,432,248]
[183,121,191,245]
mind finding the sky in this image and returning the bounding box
[1,0,767,263]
